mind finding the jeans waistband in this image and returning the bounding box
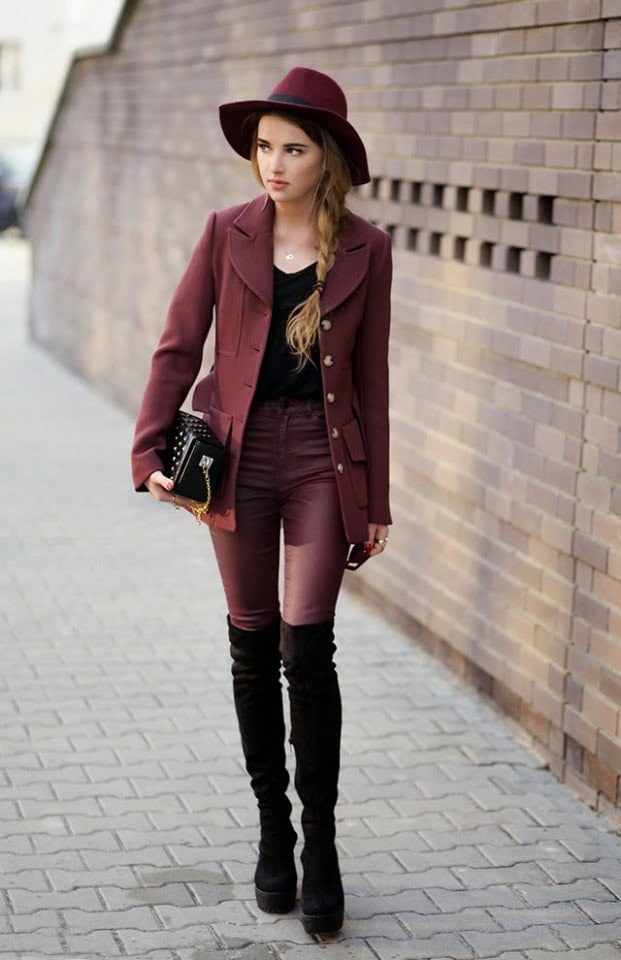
[251,396,325,416]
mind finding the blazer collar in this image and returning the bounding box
[228,194,370,313]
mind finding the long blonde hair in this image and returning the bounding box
[248,111,352,366]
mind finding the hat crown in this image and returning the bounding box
[269,67,348,120]
[218,66,369,184]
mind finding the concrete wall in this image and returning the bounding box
[26,0,621,816]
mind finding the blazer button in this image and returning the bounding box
[326,392,335,403]
[321,318,332,331]
[337,462,344,474]
[323,355,334,367]
[331,427,339,438]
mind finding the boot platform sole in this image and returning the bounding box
[301,906,344,935]
[255,884,296,914]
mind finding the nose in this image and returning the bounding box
[269,150,285,175]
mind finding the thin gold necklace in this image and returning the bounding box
[283,235,313,262]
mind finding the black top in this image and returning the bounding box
[253,262,322,403]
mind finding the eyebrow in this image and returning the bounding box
[257,137,307,148]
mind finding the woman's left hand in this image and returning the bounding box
[365,523,390,558]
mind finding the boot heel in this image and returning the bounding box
[255,883,297,914]
[302,905,344,934]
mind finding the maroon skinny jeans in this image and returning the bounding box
[209,397,349,630]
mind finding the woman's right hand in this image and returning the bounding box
[145,470,192,509]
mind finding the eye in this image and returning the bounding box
[287,147,303,155]
[258,142,270,152]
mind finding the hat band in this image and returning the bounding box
[267,93,313,107]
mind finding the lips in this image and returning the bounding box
[269,180,289,187]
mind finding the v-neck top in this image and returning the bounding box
[253,262,322,403]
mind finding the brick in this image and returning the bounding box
[604,50,621,78]
[597,111,621,141]
[463,927,566,953]
[366,935,472,959]
[574,590,610,630]
[573,531,609,571]
[584,354,620,388]
[605,19,621,48]
[537,0,601,23]
[564,705,598,753]
[555,919,621,949]
[589,629,621,672]
[594,173,621,202]
[600,669,621,709]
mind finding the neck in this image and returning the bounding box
[272,197,315,233]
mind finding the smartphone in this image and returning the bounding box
[345,541,370,570]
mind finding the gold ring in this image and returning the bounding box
[374,537,388,545]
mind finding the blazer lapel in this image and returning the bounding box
[227,196,370,315]
[228,194,274,309]
[321,243,370,315]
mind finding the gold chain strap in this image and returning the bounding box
[189,459,212,525]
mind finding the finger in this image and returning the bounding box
[149,471,174,492]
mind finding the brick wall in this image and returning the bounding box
[26,0,621,815]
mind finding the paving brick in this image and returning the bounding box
[62,929,126,955]
[365,935,473,959]
[462,927,567,953]
[8,886,102,913]
[576,897,621,921]
[488,900,590,930]
[346,889,435,919]
[553,920,621,948]
[363,868,464,893]
[0,930,63,954]
[526,947,621,960]
[536,857,621,883]
[450,862,556,889]
[272,943,378,960]
[62,904,161,931]
[398,905,501,936]
[426,884,525,911]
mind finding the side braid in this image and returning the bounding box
[285,134,351,367]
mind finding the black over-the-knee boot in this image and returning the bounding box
[228,615,297,913]
[280,618,344,935]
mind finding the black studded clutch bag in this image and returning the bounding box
[163,411,227,523]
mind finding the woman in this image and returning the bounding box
[131,67,392,935]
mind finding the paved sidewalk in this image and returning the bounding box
[1,234,621,960]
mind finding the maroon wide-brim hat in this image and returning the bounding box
[219,66,370,186]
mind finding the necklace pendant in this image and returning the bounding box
[285,253,294,261]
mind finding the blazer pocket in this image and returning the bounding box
[206,403,233,447]
[215,287,245,357]
[341,418,368,509]
[192,370,215,413]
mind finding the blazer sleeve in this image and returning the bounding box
[353,231,393,526]
[131,212,217,491]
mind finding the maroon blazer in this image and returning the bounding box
[131,193,392,543]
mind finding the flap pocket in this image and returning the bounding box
[342,418,367,462]
[206,403,233,447]
[192,371,214,413]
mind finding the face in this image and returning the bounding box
[255,114,324,208]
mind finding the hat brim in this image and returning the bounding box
[218,99,370,187]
